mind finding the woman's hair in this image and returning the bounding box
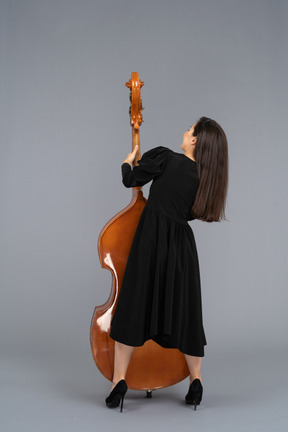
[191,117,229,222]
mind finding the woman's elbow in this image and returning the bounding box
[122,178,134,188]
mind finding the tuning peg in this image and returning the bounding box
[125,79,132,89]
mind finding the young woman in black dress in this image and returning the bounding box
[105,117,229,411]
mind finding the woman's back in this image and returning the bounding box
[147,150,199,222]
[122,146,199,223]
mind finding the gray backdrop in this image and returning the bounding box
[1,0,287,431]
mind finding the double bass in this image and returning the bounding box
[90,72,189,396]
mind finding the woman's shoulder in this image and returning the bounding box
[141,146,172,157]
[140,147,197,166]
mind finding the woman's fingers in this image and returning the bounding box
[123,145,139,164]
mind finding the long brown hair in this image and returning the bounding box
[191,117,229,222]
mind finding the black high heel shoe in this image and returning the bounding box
[105,379,128,412]
[185,378,203,410]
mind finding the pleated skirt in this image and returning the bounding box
[109,203,207,357]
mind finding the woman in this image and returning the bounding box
[105,117,229,412]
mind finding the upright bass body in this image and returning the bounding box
[90,73,189,391]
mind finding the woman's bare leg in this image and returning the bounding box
[111,341,135,391]
[184,354,202,384]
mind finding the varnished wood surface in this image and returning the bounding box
[90,72,189,391]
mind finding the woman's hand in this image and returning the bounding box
[123,145,139,165]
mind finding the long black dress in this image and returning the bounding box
[109,146,207,357]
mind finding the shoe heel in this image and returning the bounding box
[120,394,125,412]
[193,392,202,410]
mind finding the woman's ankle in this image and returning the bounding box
[112,376,126,384]
[110,377,126,391]
[189,375,202,384]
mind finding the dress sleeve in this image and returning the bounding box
[121,146,172,188]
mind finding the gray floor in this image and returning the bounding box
[1,344,287,432]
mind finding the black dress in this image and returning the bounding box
[109,146,207,357]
